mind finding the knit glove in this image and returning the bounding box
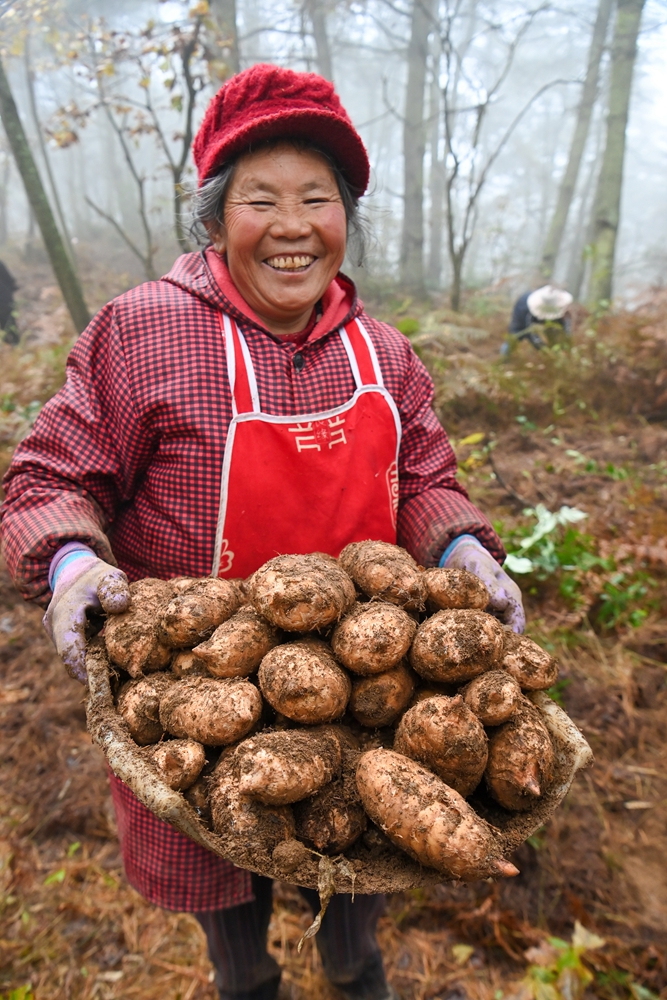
[441,535,525,633]
[43,543,131,684]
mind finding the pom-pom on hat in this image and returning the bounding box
[193,63,370,195]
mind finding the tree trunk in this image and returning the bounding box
[427,36,443,288]
[24,38,77,270]
[450,252,464,313]
[540,0,614,279]
[565,107,607,298]
[305,0,333,80]
[0,153,8,244]
[400,0,434,291]
[0,55,90,333]
[586,0,645,308]
[209,0,240,79]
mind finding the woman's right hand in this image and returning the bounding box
[43,547,130,684]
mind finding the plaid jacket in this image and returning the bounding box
[1,252,504,912]
[1,251,503,606]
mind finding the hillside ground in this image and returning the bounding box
[1,251,666,1000]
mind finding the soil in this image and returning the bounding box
[2,270,667,997]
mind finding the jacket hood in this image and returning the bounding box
[161,250,363,346]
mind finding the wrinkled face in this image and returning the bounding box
[209,143,347,335]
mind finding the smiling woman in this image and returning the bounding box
[1,61,522,1000]
[201,142,349,335]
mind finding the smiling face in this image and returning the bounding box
[208,143,348,336]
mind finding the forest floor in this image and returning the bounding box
[1,252,667,1000]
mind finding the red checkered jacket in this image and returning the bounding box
[0,251,504,912]
[1,251,503,605]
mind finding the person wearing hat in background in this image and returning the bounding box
[502,284,574,355]
[1,64,525,1000]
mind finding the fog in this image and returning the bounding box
[1,0,664,307]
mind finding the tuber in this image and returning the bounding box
[356,749,518,880]
[159,578,241,648]
[105,578,173,677]
[422,567,489,611]
[339,540,427,611]
[394,695,488,797]
[145,739,205,791]
[461,670,521,726]
[236,727,343,805]
[485,696,555,811]
[501,632,559,691]
[410,609,504,684]
[258,639,351,724]
[249,553,355,631]
[159,676,262,746]
[193,606,282,678]
[116,672,175,745]
[349,663,415,728]
[331,601,417,675]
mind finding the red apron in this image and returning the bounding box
[212,314,401,577]
[111,315,402,912]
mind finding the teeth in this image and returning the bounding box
[267,255,315,270]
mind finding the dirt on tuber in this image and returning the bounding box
[339,540,426,611]
[159,676,262,746]
[356,749,518,880]
[485,696,555,811]
[394,695,488,797]
[410,609,504,684]
[331,601,417,675]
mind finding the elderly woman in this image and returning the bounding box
[1,64,524,1000]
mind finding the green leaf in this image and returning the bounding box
[459,432,486,446]
[44,868,66,886]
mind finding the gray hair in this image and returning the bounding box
[190,137,369,267]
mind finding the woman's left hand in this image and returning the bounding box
[441,536,526,633]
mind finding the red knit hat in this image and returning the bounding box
[193,63,370,195]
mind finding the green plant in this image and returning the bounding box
[516,921,605,1000]
[395,317,420,338]
[503,505,597,577]
[595,572,657,630]
[502,507,656,630]
[0,987,34,1000]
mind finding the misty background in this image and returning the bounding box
[0,0,664,319]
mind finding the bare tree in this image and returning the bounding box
[51,6,225,273]
[586,0,646,308]
[0,53,90,332]
[208,0,240,78]
[540,0,614,279]
[400,0,436,291]
[24,35,76,268]
[439,3,573,310]
[304,0,334,79]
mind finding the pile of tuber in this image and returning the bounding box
[101,541,573,885]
